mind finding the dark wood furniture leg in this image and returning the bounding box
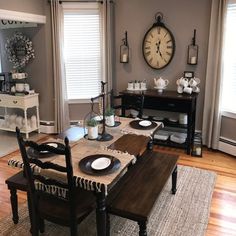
[96,185,107,236]
[138,221,147,236]
[171,165,177,194]
[9,188,19,224]
[5,171,28,224]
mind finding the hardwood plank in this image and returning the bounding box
[0,144,235,236]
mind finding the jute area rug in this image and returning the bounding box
[0,166,216,236]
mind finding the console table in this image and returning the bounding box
[120,90,198,154]
[0,93,40,138]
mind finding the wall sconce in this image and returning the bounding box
[120,31,129,63]
[187,29,198,65]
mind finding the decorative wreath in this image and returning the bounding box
[5,32,35,70]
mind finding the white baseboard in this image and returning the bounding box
[40,120,55,134]
[219,137,236,156]
[39,120,84,134]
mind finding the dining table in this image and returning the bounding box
[8,117,163,236]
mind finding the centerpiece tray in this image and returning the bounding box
[79,154,121,176]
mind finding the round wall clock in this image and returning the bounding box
[142,12,175,70]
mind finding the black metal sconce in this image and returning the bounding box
[120,31,129,63]
[187,29,198,65]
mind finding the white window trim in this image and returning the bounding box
[221,110,236,119]
[68,99,99,104]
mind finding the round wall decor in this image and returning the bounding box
[142,12,175,70]
[5,32,35,70]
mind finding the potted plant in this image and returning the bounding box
[86,118,98,139]
[105,108,115,127]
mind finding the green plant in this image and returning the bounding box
[86,118,98,127]
[105,108,115,116]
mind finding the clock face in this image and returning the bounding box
[142,26,175,69]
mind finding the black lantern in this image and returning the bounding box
[120,31,129,63]
[187,29,198,65]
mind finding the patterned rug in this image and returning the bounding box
[0,166,216,236]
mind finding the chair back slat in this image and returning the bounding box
[29,158,67,173]
[16,127,75,202]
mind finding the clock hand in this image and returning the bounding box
[159,50,163,58]
[156,41,161,53]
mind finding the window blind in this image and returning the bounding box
[221,2,236,113]
[64,7,102,100]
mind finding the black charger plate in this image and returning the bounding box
[79,154,121,176]
[27,142,65,159]
[129,120,157,130]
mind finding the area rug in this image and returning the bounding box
[0,131,47,158]
[0,166,216,236]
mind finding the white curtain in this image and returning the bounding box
[50,0,70,133]
[100,0,114,107]
[202,0,227,149]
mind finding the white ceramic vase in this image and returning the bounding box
[105,115,115,127]
[87,126,98,139]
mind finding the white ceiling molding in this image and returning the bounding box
[0,9,46,24]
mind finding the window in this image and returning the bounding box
[63,3,103,101]
[221,1,236,113]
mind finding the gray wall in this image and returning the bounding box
[114,0,212,130]
[0,0,54,121]
[220,117,236,140]
[1,0,236,142]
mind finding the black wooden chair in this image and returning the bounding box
[110,89,144,119]
[110,89,123,115]
[16,127,95,236]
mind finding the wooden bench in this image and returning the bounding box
[107,150,179,236]
[5,171,28,224]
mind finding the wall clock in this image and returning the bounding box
[142,12,175,70]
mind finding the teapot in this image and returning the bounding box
[154,77,169,92]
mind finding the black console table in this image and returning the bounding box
[120,90,198,154]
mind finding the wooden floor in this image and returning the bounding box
[0,145,235,235]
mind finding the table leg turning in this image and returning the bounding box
[171,165,177,194]
[96,185,107,236]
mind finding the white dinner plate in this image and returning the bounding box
[40,143,58,153]
[139,120,152,127]
[91,157,111,170]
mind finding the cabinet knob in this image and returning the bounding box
[13,101,18,104]
[168,103,175,107]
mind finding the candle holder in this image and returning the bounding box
[187,29,198,65]
[120,31,129,63]
[90,81,113,142]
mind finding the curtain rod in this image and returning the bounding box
[47,0,110,3]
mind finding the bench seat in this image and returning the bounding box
[107,150,178,235]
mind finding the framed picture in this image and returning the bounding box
[183,71,194,79]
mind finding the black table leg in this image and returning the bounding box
[96,185,107,236]
[138,221,147,236]
[171,165,177,194]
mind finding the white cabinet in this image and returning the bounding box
[0,93,40,138]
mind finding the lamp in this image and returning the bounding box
[187,29,198,65]
[120,31,129,63]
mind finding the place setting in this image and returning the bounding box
[27,142,65,159]
[79,154,121,176]
[129,119,158,130]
